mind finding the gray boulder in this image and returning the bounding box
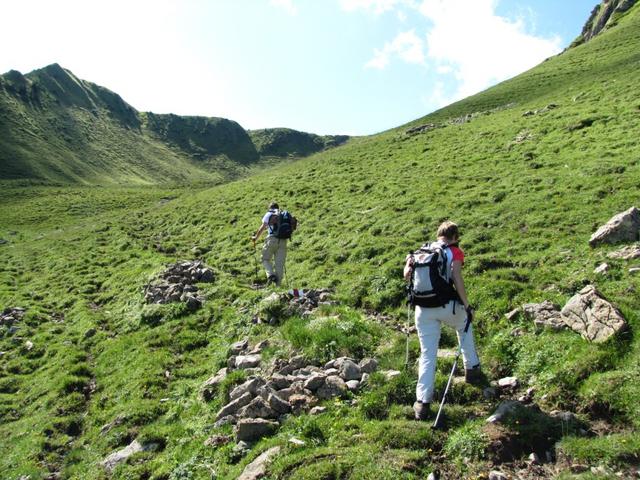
[235,418,279,442]
[522,301,565,330]
[561,285,627,342]
[589,206,639,246]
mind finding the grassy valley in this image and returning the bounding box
[1,1,640,479]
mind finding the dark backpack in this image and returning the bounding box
[407,242,458,308]
[269,210,297,239]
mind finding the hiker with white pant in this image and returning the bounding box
[403,221,482,421]
[252,202,296,286]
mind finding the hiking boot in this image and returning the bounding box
[465,364,483,385]
[413,401,430,421]
[266,274,277,285]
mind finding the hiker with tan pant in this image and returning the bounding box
[252,202,296,286]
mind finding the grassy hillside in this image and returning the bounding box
[1,2,640,479]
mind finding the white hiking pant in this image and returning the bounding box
[415,301,480,403]
[262,236,287,285]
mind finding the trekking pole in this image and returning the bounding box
[432,313,472,429]
[404,302,412,369]
[252,242,259,283]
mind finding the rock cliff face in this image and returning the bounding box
[572,0,638,47]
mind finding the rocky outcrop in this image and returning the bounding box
[573,0,638,46]
[143,260,213,310]
[589,207,639,246]
[561,285,627,342]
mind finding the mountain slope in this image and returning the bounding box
[1,2,640,479]
[0,65,348,186]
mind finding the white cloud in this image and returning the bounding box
[365,30,425,69]
[418,0,562,103]
[269,0,298,15]
[397,10,408,22]
[339,0,414,15]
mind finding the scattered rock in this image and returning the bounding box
[523,301,565,330]
[497,377,519,389]
[607,244,640,260]
[24,340,34,351]
[310,406,326,415]
[528,452,540,465]
[288,437,306,446]
[594,263,610,275]
[235,418,279,442]
[487,400,522,423]
[489,471,508,480]
[0,307,26,327]
[561,285,627,342]
[238,446,281,480]
[589,207,639,246]
[382,370,402,380]
[201,368,228,401]
[101,439,158,471]
[204,434,232,447]
[504,308,520,321]
[630,267,640,275]
[346,380,360,391]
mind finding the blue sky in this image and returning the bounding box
[1,0,597,135]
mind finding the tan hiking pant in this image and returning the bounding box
[262,236,287,285]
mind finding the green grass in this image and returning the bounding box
[1,3,640,479]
